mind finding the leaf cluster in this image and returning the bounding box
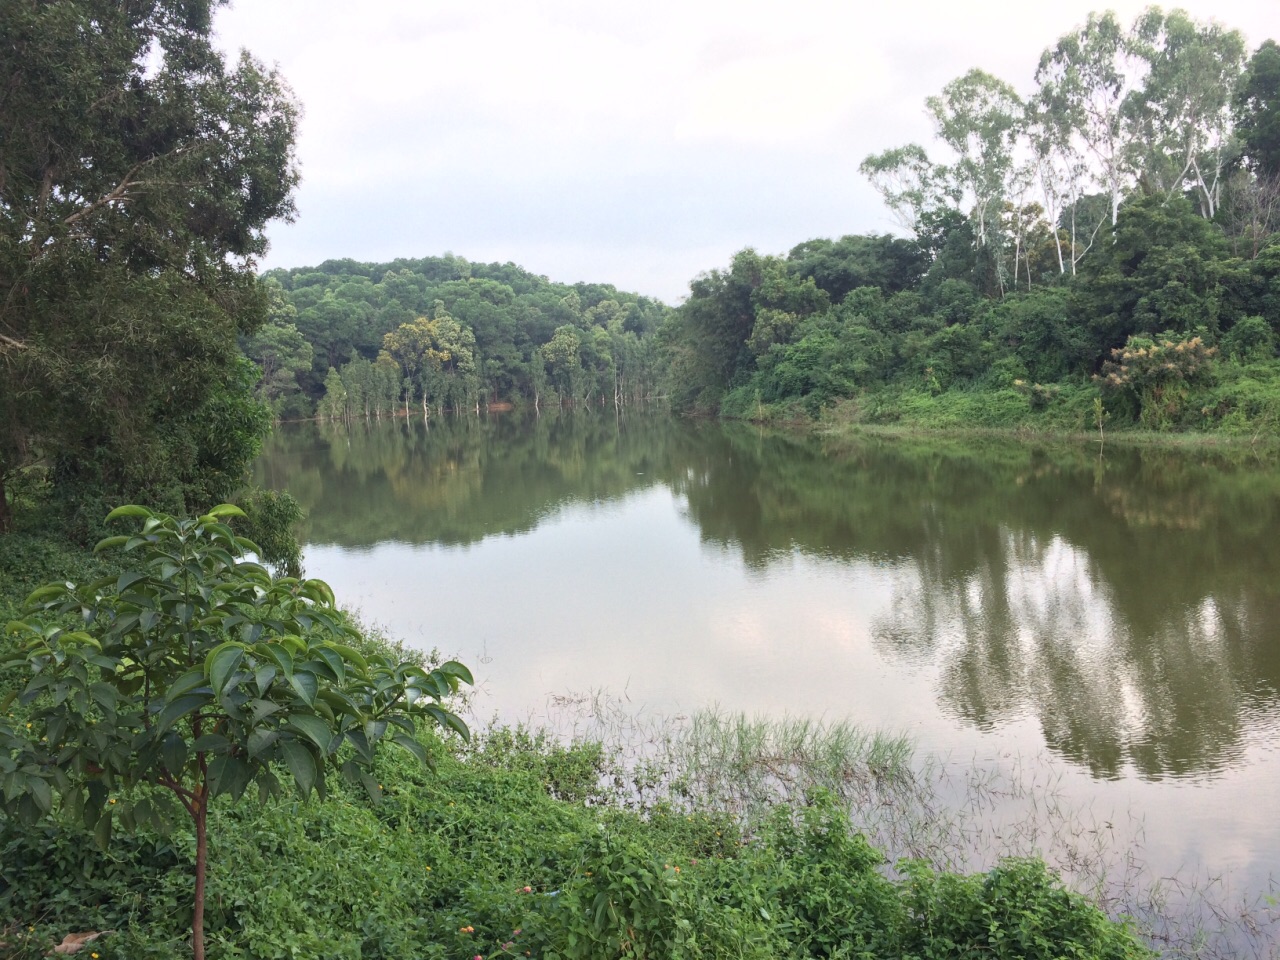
[0,505,471,840]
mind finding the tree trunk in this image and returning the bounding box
[0,473,11,533]
[192,789,208,960]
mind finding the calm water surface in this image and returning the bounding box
[254,412,1280,902]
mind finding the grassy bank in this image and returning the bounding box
[0,511,1246,960]
[725,371,1280,451]
[0,518,1152,960]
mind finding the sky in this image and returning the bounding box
[213,0,1278,303]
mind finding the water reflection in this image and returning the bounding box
[255,414,1280,782]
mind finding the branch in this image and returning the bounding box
[61,161,149,229]
[155,774,199,814]
[27,144,199,260]
[0,332,26,354]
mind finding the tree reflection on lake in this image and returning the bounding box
[255,413,1280,785]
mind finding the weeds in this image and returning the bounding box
[509,694,1280,960]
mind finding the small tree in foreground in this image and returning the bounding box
[0,505,472,960]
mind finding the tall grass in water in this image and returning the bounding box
[508,694,1279,960]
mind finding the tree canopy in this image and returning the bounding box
[0,0,300,530]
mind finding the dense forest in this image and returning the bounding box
[662,14,1280,433]
[250,10,1280,441]
[248,257,668,421]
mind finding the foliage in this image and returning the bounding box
[0,0,299,531]
[0,505,471,959]
[1095,334,1217,429]
[270,256,667,415]
[0,512,1177,960]
[1234,40,1280,178]
[241,284,315,420]
[234,488,306,577]
[657,8,1280,432]
[898,857,1145,960]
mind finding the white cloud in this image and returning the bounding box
[216,0,1279,301]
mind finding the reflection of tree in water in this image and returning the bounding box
[674,429,1280,781]
[256,417,1280,778]
[253,410,704,547]
[875,534,1254,780]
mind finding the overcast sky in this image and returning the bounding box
[213,0,1278,303]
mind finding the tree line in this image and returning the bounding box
[6,2,1279,536]
[243,257,669,421]
[661,11,1280,433]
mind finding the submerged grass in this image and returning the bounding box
[509,694,1280,960]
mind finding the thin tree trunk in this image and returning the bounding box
[192,798,207,960]
[0,474,10,533]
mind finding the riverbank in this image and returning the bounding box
[0,514,1153,960]
[726,383,1280,453]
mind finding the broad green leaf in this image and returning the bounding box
[246,727,279,758]
[208,755,253,800]
[28,775,52,815]
[355,766,381,804]
[88,682,118,716]
[312,646,344,682]
[166,669,208,700]
[315,688,360,717]
[205,504,247,520]
[363,719,388,745]
[391,733,430,766]
[280,740,318,796]
[249,698,283,724]
[256,769,281,805]
[133,797,154,831]
[259,643,294,677]
[115,571,148,593]
[24,584,68,606]
[156,694,209,735]
[192,733,231,754]
[288,671,318,705]
[436,660,475,685]
[326,643,368,673]
[205,642,245,696]
[301,579,336,606]
[284,713,334,753]
[424,704,470,741]
[105,505,152,521]
[343,728,373,764]
[94,809,112,851]
[161,732,187,774]
[93,535,130,552]
[254,664,278,697]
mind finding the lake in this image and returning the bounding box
[254,411,1280,945]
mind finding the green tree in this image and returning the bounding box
[859,144,963,252]
[1096,333,1217,428]
[1235,40,1280,177]
[242,315,315,418]
[1034,11,1142,229]
[0,0,300,531]
[925,69,1024,266]
[1078,194,1244,354]
[0,506,472,960]
[380,305,479,413]
[1124,8,1245,217]
[542,325,584,402]
[317,367,348,421]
